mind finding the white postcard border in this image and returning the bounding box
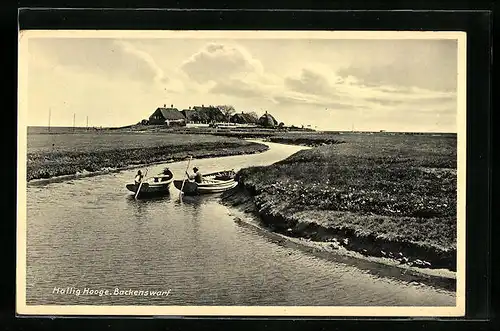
[17,29,467,317]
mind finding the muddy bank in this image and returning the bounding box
[225,203,455,292]
[221,185,456,275]
[27,142,268,183]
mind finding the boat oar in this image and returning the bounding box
[135,168,148,200]
[179,156,192,198]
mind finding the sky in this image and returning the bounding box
[24,33,460,132]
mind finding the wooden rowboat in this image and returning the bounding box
[126,177,174,198]
[173,170,238,196]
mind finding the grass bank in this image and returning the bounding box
[267,134,345,147]
[212,132,347,147]
[27,132,268,181]
[222,134,457,271]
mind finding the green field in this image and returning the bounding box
[229,134,458,270]
[27,132,268,181]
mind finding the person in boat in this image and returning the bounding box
[134,170,144,185]
[186,166,203,183]
[159,167,173,182]
[153,167,173,182]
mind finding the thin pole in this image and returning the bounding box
[179,156,193,199]
[86,116,89,131]
[135,168,148,200]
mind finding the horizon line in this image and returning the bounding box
[26,125,457,134]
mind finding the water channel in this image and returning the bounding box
[25,142,455,306]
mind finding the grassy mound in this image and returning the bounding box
[231,134,457,269]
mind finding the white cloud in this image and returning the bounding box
[284,68,336,96]
[267,65,457,124]
[181,43,264,84]
[114,40,168,86]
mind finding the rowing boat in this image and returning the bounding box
[173,170,238,195]
[126,176,174,198]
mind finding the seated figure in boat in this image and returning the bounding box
[186,166,203,183]
[161,167,174,181]
[154,167,173,182]
[134,170,144,185]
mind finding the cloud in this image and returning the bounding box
[181,43,264,84]
[210,79,265,99]
[114,40,168,85]
[273,95,361,111]
[273,65,457,117]
[324,39,459,92]
[28,38,171,86]
[363,98,404,107]
[181,43,283,100]
[27,56,166,127]
[284,68,338,96]
[202,57,456,118]
[183,44,459,120]
[337,57,457,92]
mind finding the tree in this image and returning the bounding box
[247,111,259,123]
[217,105,236,122]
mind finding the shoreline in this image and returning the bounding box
[27,144,269,186]
[220,186,456,291]
[227,207,456,292]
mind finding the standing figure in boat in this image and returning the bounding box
[134,170,144,185]
[186,167,203,183]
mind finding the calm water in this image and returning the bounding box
[25,142,455,306]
